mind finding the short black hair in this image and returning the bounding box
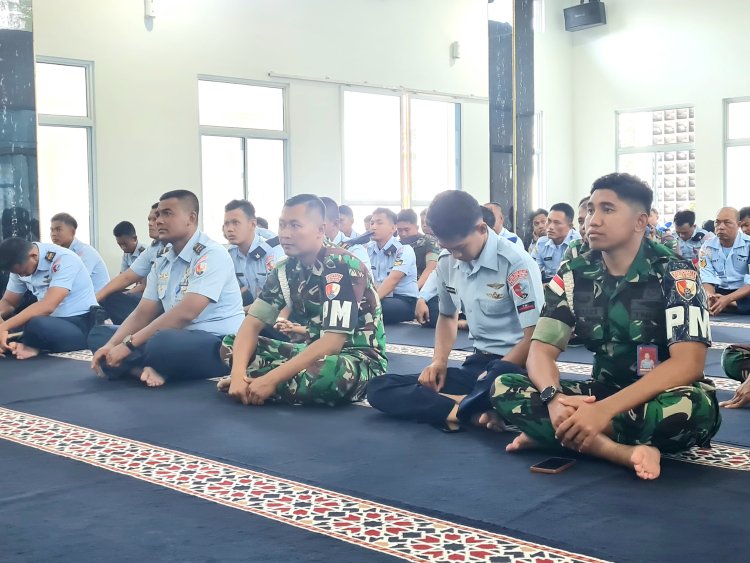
[590,172,653,214]
[427,190,483,241]
[673,209,696,227]
[160,189,200,216]
[150,202,159,210]
[320,197,340,223]
[481,206,496,229]
[339,205,354,219]
[396,209,418,225]
[549,202,575,223]
[530,208,548,222]
[50,213,78,230]
[740,206,750,221]
[372,207,397,225]
[225,199,256,220]
[256,217,269,229]
[578,196,590,208]
[284,194,326,222]
[702,219,715,233]
[484,202,503,212]
[113,221,136,238]
[0,237,33,272]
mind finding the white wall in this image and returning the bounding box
[570,0,750,220]
[33,0,491,271]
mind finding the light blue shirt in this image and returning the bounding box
[6,243,97,317]
[143,230,244,336]
[499,227,525,249]
[69,238,111,292]
[129,241,165,278]
[531,229,582,280]
[120,242,146,273]
[436,229,544,356]
[699,231,750,290]
[419,269,439,302]
[676,228,712,265]
[331,231,372,273]
[367,237,419,299]
[257,227,277,240]
[228,233,286,300]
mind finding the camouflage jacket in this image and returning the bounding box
[400,234,440,278]
[248,241,387,368]
[534,238,711,387]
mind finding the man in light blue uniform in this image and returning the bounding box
[483,202,525,249]
[112,221,145,273]
[699,206,750,315]
[338,204,360,240]
[672,209,712,266]
[320,197,371,273]
[89,190,243,387]
[531,202,581,282]
[223,199,285,308]
[50,212,111,292]
[0,238,97,358]
[368,190,543,430]
[367,207,418,324]
[97,203,164,324]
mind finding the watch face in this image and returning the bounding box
[540,387,556,402]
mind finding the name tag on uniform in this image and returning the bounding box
[637,345,659,377]
[543,257,553,261]
[446,286,456,294]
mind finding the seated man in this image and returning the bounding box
[483,202,525,249]
[531,203,581,283]
[490,172,720,480]
[89,190,244,387]
[223,199,285,309]
[320,197,371,272]
[97,203,163,324]
[368,190,543,431]
[367,208,419,324]
[673,209,711,266]
[113,221,145,273]
[646,207,679,253]
[395,209,439,288]
[338,204,360,240]
[0,237,97,359]
[420,208,434,237]
[720,344,750,409]
[217,194,387,407]
[699,207,750,315]
[564,196,591,261]
[50,212,111,292]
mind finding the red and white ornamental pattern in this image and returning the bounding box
[0,407,606,563]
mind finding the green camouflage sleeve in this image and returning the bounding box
[248,264,285,326]
[425,237,440,263]
[531,263,576,350]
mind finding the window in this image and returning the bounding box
[725,99,750,209]
[36,60,95,244]
[198,78,287,242]
[342,90,461,216]
[616,107,695,220]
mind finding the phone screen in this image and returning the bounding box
[532,457,575,471]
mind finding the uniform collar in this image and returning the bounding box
[457,229,499,275]
[544,229,577,248]
[33,242,52,273]
[168,230,203,263]
[331,231,347,245]
[375,236,400,255]
[733,231,750,249]
[245,233,264,256]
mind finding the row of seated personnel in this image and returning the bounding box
[1,177,750,482]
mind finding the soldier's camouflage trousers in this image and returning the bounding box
[490,374,721,453]
[721,344,750,383]
[221,335,380,406]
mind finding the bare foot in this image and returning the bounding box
[11,343,40,360]
[629,445,661,480]
[506,432,540,452]
[140,367,166,388]
[474,411,506,433]
[216,376,231,392]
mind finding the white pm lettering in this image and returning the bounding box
[665,305,711,339]
[324,300,352,327]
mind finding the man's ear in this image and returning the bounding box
[635,210,650,233]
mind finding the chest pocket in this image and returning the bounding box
[731,253,748,275]
[572,279,607,343]
[477,298,508,316]
[627,280,664,344]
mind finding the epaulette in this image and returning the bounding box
[157,245,169,257]
[45,251,56,262]
[151,239,159,247]
[437,249,451,260]
[342,231,373,248]
[251,247,268,261]
[507,235,518,243]
[690,232,706,243]
[383,242,398,257]
[193,242,206,254]
[137,246,146,253]
[265,236,280,247]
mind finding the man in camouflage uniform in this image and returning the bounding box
[217,194,387,407]
[490,172,720,480]
[720,344,750,408]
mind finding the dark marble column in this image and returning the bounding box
[0,0,38,293]
[488,0,534,244]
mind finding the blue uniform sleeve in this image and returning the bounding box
[419,269,438,301]
[698,242,720,286]
[142,265,160,302]
[186,247,232,303]
[436,259,457,316]
[48,253,84,292]
[392,245,416,275]
[120,254,129,273]
[531,239,545,273]
[130,245,156,278]
[5,273,27,295]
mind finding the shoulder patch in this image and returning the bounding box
[193,242,206,254]
[45,251,56,262]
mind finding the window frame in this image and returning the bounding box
[723,96,750,207]
[197,75,291,235]
[36,56,97,245]
[340,85,462,211]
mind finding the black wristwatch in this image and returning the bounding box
[122,334,137,351]
[540,386,563,405]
